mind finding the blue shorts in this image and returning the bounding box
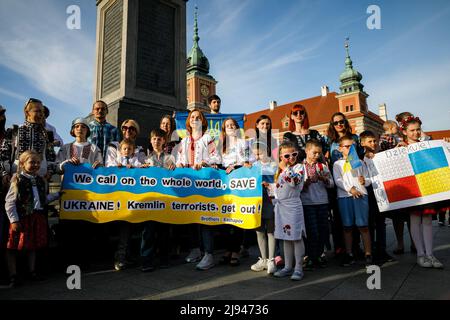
[337,196,369,227]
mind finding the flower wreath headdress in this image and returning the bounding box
[400,116,422,130]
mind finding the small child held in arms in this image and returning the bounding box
[333,135,372,267]
[250,142,278,274]
[5,151,62,287]
[140,128,176,272]
[273,142,306,281]
[360,131,394,264]
[301,139,334,270]
[379,120,401,151]
[106,139,141,168]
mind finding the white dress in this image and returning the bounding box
[274,163,306,241]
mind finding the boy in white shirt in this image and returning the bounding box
[332,135,372,267]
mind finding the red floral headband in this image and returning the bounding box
[400,116,422,130]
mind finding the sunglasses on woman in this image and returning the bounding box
[333,120,346,126]
[122,126,136,132]
[281,152,298,159]
[292,110,305,116]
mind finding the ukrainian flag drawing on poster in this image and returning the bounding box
[60,164,262,229]
[366,140,450,212]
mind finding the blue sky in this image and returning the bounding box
[1,0,449,144]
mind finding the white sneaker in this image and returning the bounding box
[196,253,215,270]
[417,256,432,268]
[267,258,276,274]
[251,257,267,272]
[273,267,293,278]
[291,270,304,281]
[185,248,202,263]
[427,255,444,269]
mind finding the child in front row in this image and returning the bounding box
[106,139,141,271]
[5,151,62,287]
[398,116,446,268]
[250,142,278,274]
[273,142,306,281]
[106,139,141,168]
[333,135,372,267]
[360,131,394,263]
[140,128,176,272]
[301,140,334,270]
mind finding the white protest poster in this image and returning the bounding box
[366,140,450,212]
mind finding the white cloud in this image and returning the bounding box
[0,0,94,113]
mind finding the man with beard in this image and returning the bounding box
[208,95,221,114]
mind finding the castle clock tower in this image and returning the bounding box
[186,7,217,113]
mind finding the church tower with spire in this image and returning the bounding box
[186,7,217,112]
[335,39,369,115]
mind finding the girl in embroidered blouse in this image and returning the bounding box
[13,99,53,177]
[56,117,103,173]
[176,108,220,169]
[273,142,306,281]
[5,150,61,287]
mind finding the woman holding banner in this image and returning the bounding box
[176,108,221,270]
[218,118,247,266]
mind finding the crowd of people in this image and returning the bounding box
[0,95,449,288]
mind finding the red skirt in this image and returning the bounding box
[7,213,48,250]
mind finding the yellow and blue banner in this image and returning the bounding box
[174,112,245,141]
[60,164,262,229]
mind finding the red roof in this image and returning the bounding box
[245,92,340,130]
[426,130,450,140]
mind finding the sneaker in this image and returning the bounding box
[8,275,22,288]
[273,267,293,278]
[196,253,215,270]
[417,256,432,268]
[379,251,395,263]
[316,256,328,268]
[185,248,202,263]
[303,258,315,271]
[141,263,155,273]
[251,257,267,272]
[365,254,373,267]
[427,255,444,269]
[341,253,355,267]
[114,260,126,271]
[267,258,276,274]
[274,255,284,267]
[290,270,304,281]
[438,221,445,226]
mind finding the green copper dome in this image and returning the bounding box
[339,40,364,93]
[187,7,210,74]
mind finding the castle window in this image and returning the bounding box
[350,105,354,111]
[345,106,349,112]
